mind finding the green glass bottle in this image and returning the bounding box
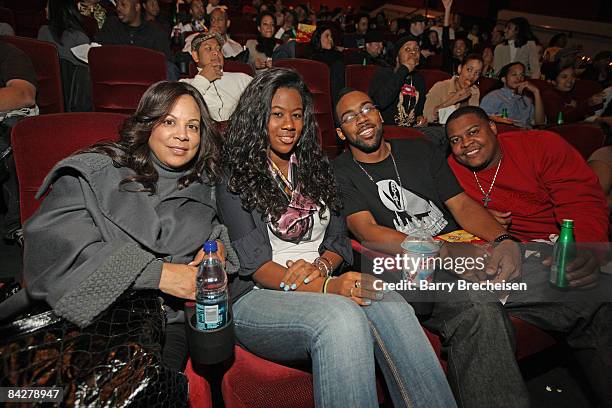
[362,57,367,66]
[557,111,564,125]
[501,108,508,119]
[549,219,575,289]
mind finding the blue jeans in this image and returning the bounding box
[233,288,457,408]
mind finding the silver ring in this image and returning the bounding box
[350,287,355,297]
[355,280,361,289]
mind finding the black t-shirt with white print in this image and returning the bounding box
[333,138,463,237]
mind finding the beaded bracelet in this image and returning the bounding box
[313,256,332,277]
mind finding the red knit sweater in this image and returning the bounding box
[448,131,609,242]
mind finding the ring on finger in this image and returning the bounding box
[354,280,361,289]
[350,287,355,297]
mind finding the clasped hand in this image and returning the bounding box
[542,247,601,289]
[327,272,383,306]
[158,241,227,300]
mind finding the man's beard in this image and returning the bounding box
[347,125,383,154]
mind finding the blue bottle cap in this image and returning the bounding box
[203,240,218,253]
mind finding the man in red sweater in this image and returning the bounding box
[446,106,608,290]
[445,106,612,408]
[446,106,608,244]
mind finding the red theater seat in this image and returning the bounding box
[425,53,444,70]
[222,346,314,408]
[478,77,503,98]
[572,79,603,101]
[382,125,426,140]
[417,69,452,93]
[11,113,126,222]
[89,45,167,114]
[223,60,255,76]
[274,58,339,157]
[547,123,607,160]
[530,78,553,93]
[2,36,64,114]
[345,64,379,94]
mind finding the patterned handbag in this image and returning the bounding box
[0,290,188,407]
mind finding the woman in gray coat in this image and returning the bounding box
[22,81,234,371]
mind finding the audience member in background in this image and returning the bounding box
[343,13,369,48]
[444,106,612,408]
[345,30,388,67]
[423,29,441,54]
[0,42,38,244]
[481,45,496,77]
[293,4,307,24]
[38,0,92,112]
[407,14,430,61]
[274,9,296,40]
[480,62,545,128]
[173,0,207,34]
[141,0,170,35]
[245,11,278,73]
[181,33,251,122]
[423,54,482,123]
[205,0,225,15]
[541,61,605,123]
[588,146,612,209]
[97,0,177,79]
[582,51,612,88]
[493,17,540,79]
[542,32,568,63]
[38,0,90,67]
[21,81,232,371]
[440,0,469,76]
[553,47,580,72]
[374,12,387,31]
[204,7,243,58]
[78,0,106,29]
[219,69,457,408]
[467,24,480,46]
[310,25,345,102]
[369,35,426,127]
[490,25,504,47]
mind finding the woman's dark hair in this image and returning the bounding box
[256,10,275,27]
[498,61,525,80]
[47,0,87,44]
[460,53,483,66]
[547,33,567,48]
[507,17,535,48]
[256,11,277,56]
[224,68,341,221]
[82,81,222,193]
[310,25,334,52]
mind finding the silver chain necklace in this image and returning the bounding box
[473,154,502,207]
[353,147,404,205]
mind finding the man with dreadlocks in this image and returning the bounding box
[368,35,427,127]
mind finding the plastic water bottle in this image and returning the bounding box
[196,240,229,331]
